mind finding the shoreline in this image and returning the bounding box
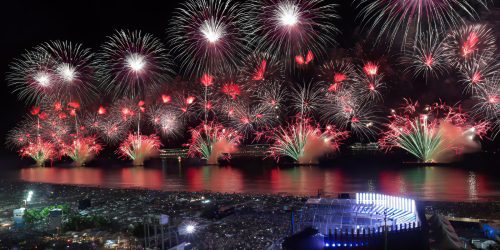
[12,180,500,203]
[5,180,500,217]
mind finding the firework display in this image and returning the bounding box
[168,0,249,77]
[401,31,448,79]
[62,136,102,166]
[443,24,496,69]
[268,119,349,164]
[188,122,242,164]
[355,0,488,47]
[7,108,56,167]
[317,58,386,141]
[8,49,59,104]
[147,104,183,138]
[247,0,339,68]
[5,0,499,166]
[321,93,383,140]
[240,53,284,85]
[319,59,357,93]
[37,41,98,104]
[379,100,489,163]
[458,53,499,94]
[472,74,499,138]
[97,30,173,99]
[19,140,57,167]
[118,133,162,166]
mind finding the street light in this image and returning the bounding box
[179,221,198,236]
[27,191,34,202]
[185,224,195,234]
[24,190,34,207]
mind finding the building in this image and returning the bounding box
[283,193,428,250]
[143,214,179,250]
[13,208,25,225]
[78,198,91,210]
[47,208,63,231]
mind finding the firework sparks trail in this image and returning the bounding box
[319,59,358,93]
[354,71,385,102]
[97,30,172,99]
[62,136,102,166]
[401,31,448,79]
[19,141,57,167]
[37,41,98,104]
[188,122,242,164]
[171,92,198,123]
[247,0,339,69]
[118,133,161,165]
[254,80,287,113]
[379,99,489,162]
[109,98,144,128]
[321,91,383,140]
[99,119,127,144]
[147,104,183,138]
[228,103,278,135]
[443,24,496,69]
[355,0,489,48]
[8,49,58,104]
[472,74,500,138]
[458,54,499,94]
[363,61,378,77]
[239,53,285,102]
[267,119,349,164]
[290,82,323,118]
[168,0,249,77]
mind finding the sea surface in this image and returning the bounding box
[2,159,498,202]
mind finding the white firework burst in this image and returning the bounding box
[168,0,249,77]
[97,30,173,99]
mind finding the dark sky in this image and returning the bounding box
[0,0,498,155]
[0,0,184,154]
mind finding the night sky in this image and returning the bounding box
[1,0,499,156]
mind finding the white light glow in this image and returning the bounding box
[57,63,76,82]
[185,224,195,234]
[201,19,223,43]
[34,72,51,87]
[126,53,146,72]
[277,2,299,27]
[26,190,34,202]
